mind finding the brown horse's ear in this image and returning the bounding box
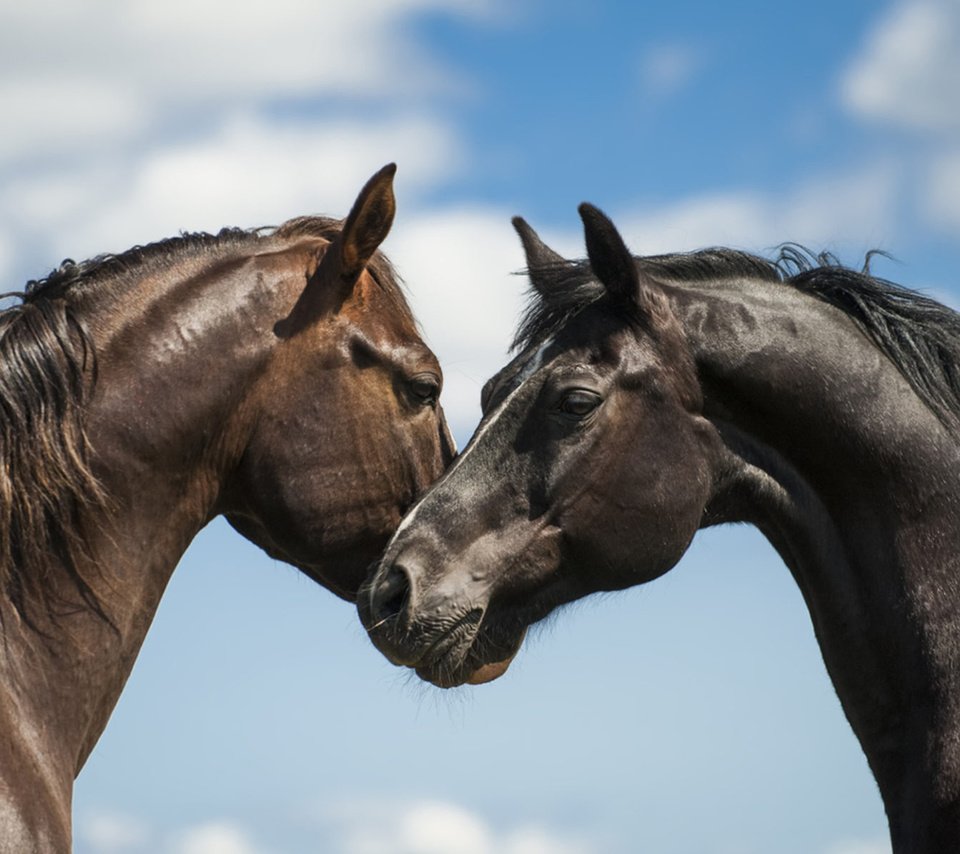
[338,162,397,282]
[278,164,397,336]
[512,216,566,296]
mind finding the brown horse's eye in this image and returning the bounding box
[408,374,440,407]
[558,389,602,418]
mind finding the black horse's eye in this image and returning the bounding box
[408,374,440,407]
[558,389,602,419]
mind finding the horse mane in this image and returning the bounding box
[512,248,781,351]
[516,244,960,434]
[3,215,411,624]
[27,216,411,319]
[776,246,960,434]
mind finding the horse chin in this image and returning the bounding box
[415,628,527,689]
[464,655,516,685]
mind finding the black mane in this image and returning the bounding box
[516,245,960,433]
[783,249,960,435]
[513,247,781,352]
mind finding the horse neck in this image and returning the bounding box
[670,277,960,850]
[0,247,293,787]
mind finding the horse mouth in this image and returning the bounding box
[412,616,525,689]
[406,609,482,688]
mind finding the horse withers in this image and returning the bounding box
[0,165,453,852]
[361,204,960,852]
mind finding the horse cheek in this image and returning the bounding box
[574,428,707,589]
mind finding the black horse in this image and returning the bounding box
[361,204,960,852]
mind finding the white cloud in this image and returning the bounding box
[839,2,960,237]
[0,232,11,285]
[502,826,594,854]
[389,207,529,434]
[0,0,497,166]
[0,78,149,163]
[617,162,900,255]
[78,813,266,854]
[319,797,593,854]
[841,0,960,132]
[2,113,461,270]
[638,43,704,99]
[80,811,150,853]
[824,838,891,854]
[923,148,960,232]
[383,801,492,854]
[80,804,594,854]
[0,0,480,299]
[168,821,260,854]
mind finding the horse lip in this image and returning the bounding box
[412,612,528,689]
[403,609,483,685]
[414,608,483,667]
[414,637,477,688]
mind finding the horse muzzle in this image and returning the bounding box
[358,555,521,687]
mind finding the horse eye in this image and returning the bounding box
[408,374,440,407]
[558,389,602,418]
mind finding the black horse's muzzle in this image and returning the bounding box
[359,551,522,687]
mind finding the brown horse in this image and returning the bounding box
[0,165,452,852]
[361,204,960,852]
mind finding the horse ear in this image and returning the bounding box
[338,162,397,282]
[512,216,566,296]
[578,203,641,307]
[278,164,397,336]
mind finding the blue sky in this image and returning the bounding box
[3,1,959,852]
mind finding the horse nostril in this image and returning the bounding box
[369,563,414,628]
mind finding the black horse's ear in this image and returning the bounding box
[512,216,566,296]
[578,203,641,307]
[278,164,397,335]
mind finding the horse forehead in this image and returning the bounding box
[483,337,556,410]
[372,336,438,370]
[497,325,626,392]
[514,336,556,383]
[340,299,431,349]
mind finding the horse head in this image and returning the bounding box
[359,204,716,686]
